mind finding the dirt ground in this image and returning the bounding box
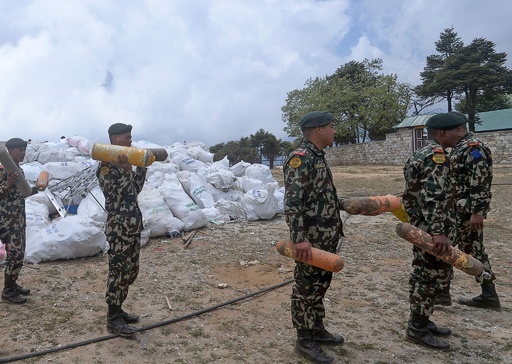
[1,165,511,364]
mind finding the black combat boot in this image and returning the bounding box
[458,281,501,310]
[107,305,138,337]
[313,321,345,345]
[435,282,452,306]
[295,329,334,364]
[2,277,27,304]
[121,309,140,323]
[14,282,31,296]
[426,320,451,336]
[405,312,450,350]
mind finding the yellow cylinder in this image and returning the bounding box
[36,171,49,191]
[91,143,156,168]
[274,240,344,272]
[0,147,33,197]
[391,204,409,222]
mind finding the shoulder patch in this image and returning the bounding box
[100,165,110,175]
[468,141,480,147]
[293,150,305,156]
[432,153,446,164]
[470,150,482,159]
[289,156,302,168]
[433,146,444,154]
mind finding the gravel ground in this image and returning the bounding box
[1,165,511,364]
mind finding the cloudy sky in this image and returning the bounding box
[1,0,511,147]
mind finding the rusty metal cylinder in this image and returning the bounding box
[0,147,33,197]
[396,222,484,276]
[274,240,344,272]
[146,148,168,162]
[342,195,403,215]
[36,171,49,191]
[91,143,156,167]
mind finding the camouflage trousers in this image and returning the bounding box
[291,262,332,329]
[3,216,26,282]
[454,212,496,284]
[291,232,339,330]
[105,232,141,307]
[409,223,453,317]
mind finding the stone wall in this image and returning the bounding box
[325,129,512,166]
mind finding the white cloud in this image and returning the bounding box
[0,0,511,147]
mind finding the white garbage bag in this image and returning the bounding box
[138,186,185,237]
[25,215,108,264]
[240,182,279,221]
[177,171,215,208]
[158,173,208,231]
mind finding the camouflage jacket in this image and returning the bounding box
[450,133,492,216]
[0,214,12,243]
[283,140,342,244]
[0,166,26,219]
[96,162,147,235]
[403,139,454,235]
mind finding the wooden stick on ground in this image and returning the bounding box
[165,296,173,310]
[183,230,197,249]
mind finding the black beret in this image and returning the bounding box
[425,113,466,130]
[5,138,27,149]
[108,123,132,135]
[299,111,335,129]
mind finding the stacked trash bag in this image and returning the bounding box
[1,136,284,264]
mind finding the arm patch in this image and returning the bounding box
[470,150,482,159]
[289,156,302,168]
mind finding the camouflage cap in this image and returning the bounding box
[5,137,27,149]
[425,113,466,130]
[299,111,334,129]
[108,123,132,135]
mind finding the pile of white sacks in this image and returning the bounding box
[6,136,285,264]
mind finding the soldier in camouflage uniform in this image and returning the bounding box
[1,138,38,304]
[1,214,15,261]
[402,113,466,351]
[284,111,344,364]
[445,112,500,310]
[96,123,147,337]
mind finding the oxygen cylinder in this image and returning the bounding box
[0,147,33,197]
[36,171,49,191]
[273,240,344,272]
[341,195,403,216]
[391,204,409,223]
[146,148,168,162]
[396,222,484,276]
[90,143,156,168]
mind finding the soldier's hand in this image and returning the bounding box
[6,171,19,187]
[470,214,484,231]
[431,234,450,256]
[115,154,132,171]
[4,241,15,253]
[292,241,313,262]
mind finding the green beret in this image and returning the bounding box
[425,113,466,130]
[448,111,469,122]
[5,138,27,149]
[108,123,132,135]
[299,111,335,129]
